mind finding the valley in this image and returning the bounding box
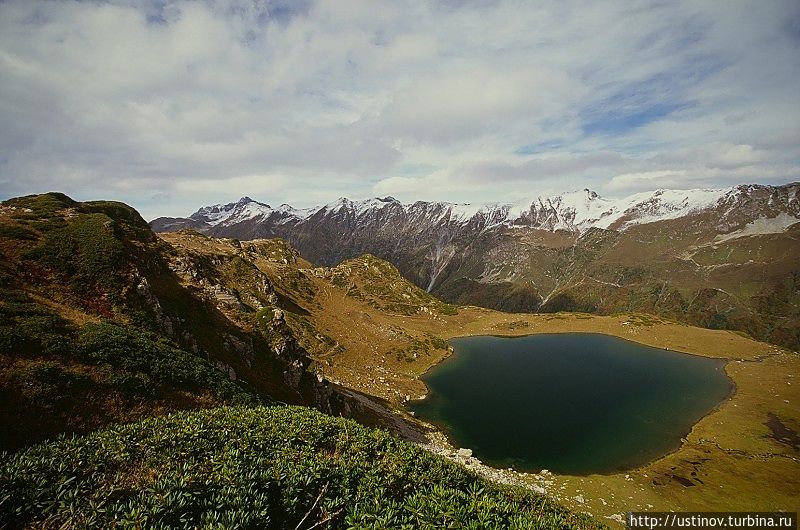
[1,192,798,528]
[152,183,800,353]
[3,2,798,527]
[159,229,800,525]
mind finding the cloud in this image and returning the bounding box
[0,0,798,219]
[380,60,582,144]
[606,170,691,191]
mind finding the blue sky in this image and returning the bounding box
[0,0,798,219]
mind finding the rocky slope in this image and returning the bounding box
[3,192,797,526]
[157,230,460,404]
[0,193,383,451]
[152,183,800,350]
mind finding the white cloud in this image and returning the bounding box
[0,0,798,219]
[380,60,582,144]
[606,170,691,192]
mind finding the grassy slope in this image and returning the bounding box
[0,406,603,530]
[0,292,259,450]
[2,194,797,527]
[161,231,798,522]
[432,220,800,352]
[159,232,459,403]
[0,194,604,528]
[0,194,271,450]
[1,194,401,453]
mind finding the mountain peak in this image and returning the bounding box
[166,184,799,237]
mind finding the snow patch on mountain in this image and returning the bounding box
[714,212,799,243]
[184,185,797,235]
[194,197,273,226]
[447,202,491,221]
[616,188,731,228]
[503,187,733,232]
[275,204,316,221]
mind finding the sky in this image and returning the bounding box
[0,0,798,220]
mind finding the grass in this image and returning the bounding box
[75,322,259,405]
[331,255,459,317]
[0,287,255,405]
[0,406,605,529]
[623,314,664,327]
[14,361,94,408]
[25,213,126,290]
[498,320,531,330]
[0,224,36,241]
[2,192,77,219]
[0,286,263,450]
[0,289,74,359]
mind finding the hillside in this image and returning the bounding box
[2,192,798,526]
[157,231,459,403]
[0,192,611,528]
[151,184,800,350]
[157,229,800,524]
[0,406,602,529]
[0,193,374,451]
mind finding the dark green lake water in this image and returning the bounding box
[409,333,732,475]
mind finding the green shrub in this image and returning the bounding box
[428,335,448,350]
[1,192,77,218]
[437,303,459,316]
[78,201,149,228]
[0,293,73,357]
[0,406,604,529]
[0,224,36,241]
[107,372,156,398]
[15,361,92,409]
[76,322,259,405]
[26,213,126,289]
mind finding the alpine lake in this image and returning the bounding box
[409,333,733,475]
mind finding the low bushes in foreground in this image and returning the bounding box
[0,406,604,529]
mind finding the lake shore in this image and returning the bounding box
[291,272,799,527]
[410,333,734,475]
[363,310,799,527]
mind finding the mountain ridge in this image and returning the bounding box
[154,184,800,235]
[150,182,800,351]
[3,192,798,523]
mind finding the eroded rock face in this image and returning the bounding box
[133,275,173,335]
[215,361,237,381]
[223,334,253,368]
[283,359,305,388]
[145,232,420,431]
[209,284,243,309]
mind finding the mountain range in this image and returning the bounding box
[152,183,800,350]
[0,192,609,528]
[2,191,798,525]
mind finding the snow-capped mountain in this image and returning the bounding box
[153,185,798,236]
[187,196,316,228]
[151,183,799,317]
[507,187,737,231]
